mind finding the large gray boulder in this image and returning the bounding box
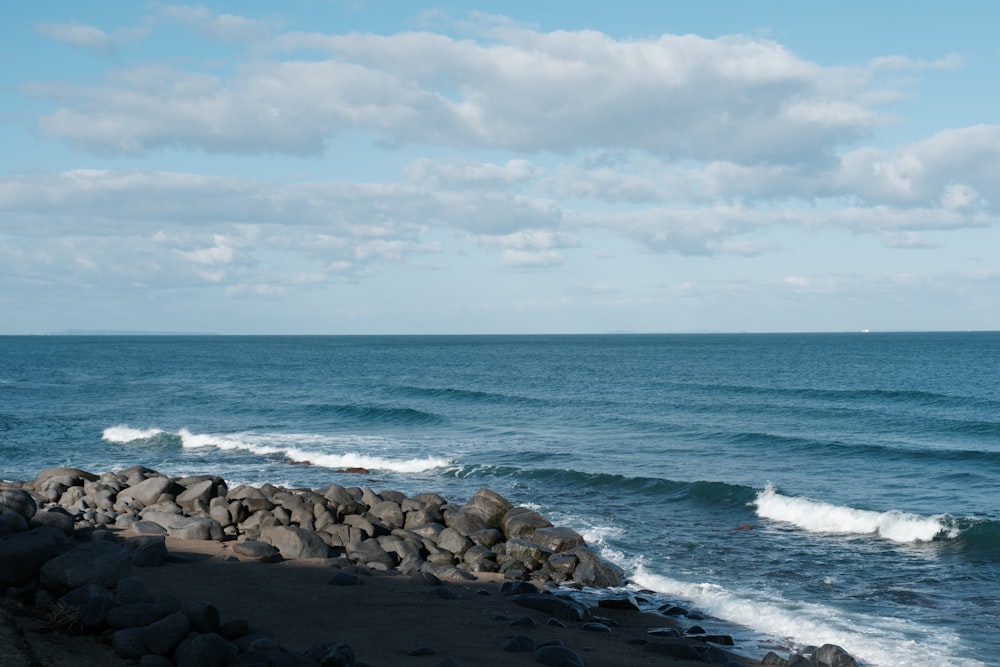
[119,476,176,507]
[143,611,191,656]
[531,526,585,552]
[260,525,330,559]
[462,488,512,528]
[502,506,552,539]
[30,506,76,537]
[40,540,132,591]
[0,489,37,520]
[141,511,224,540]
[0,526,70,586]
[814,644,858,667]
[509,593,592,621]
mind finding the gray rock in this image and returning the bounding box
[571,559,624,587]
[502,507,552,539]
[29,506,75,536]
[107,601,165,629]
[112,626,148,660]
[132,519,169,535]
[531,526,585,552]
[175,632,237,667]
[35,467,99,486]
[117,575,152,604]
[119,476,176,507]
[0,509,28,534]
[176,479,218,514]
[233,539,282,560]
[368,500,404,528]
[345,539,397,569]
[503,635,536,652]
[505,538,554,566]
[184,599,221,633]
[0,489,37,520]
[143,611,191,656]
[40,540,132,591]
[461,488,512,529]
[508,593,592,621]
[305,640,356,667]
[0,525,69,586]
[435,526,473,555]
[446,510,487,536]
[261,525,330,559]
[142,511,224,540]
[814,644,859,667]
[534,644,585,667]
[128,535,169,567]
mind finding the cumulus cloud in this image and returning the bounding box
[35,21,147,54]
[156,4,273,42]
[27,17,896,162]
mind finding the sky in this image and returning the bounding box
[1,1,998,335]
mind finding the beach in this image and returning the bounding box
[1,466,780,667]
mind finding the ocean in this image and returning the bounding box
[1,333,997,666]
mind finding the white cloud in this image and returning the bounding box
[36,22,115,53]
[28,21,893,161]
[156,5,273,42]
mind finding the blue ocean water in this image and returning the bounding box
[1,333,998,666]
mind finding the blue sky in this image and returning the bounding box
[1,1,997,334]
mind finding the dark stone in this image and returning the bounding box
[408,646,436,656]
[445,510,487,536]
[40,540,132,591]
[219,618,251,639]
[128,535,169,567]
[659,604,688,616]
[511,616,537,628]
[138,655,175,667]
[502,506,552,539]
[531,526,585,552]
[132,520,169,535]
[185,599,221,633]
[461,488,512,529]
[647,627,681,637]
[546,618,567,628]
[814,644,859,667]
[0,526,70,586]
[508,593,592,621]
[305,640,356,667]
[107,601,165,629]
[582,621,612,633]
[328,573,364,586]
[0,489,37,520]
[112,626,148,660]
[499,580,540,596]
[261,525,330,559]
[234,539,283,560]
[687,625,707,635]
[175,632,237,667]
[29,506,75,536]
[571,559,624,587]
[143,611,191,656]
[117,575,152,604]
[598,595,640,612]
[503,635,536,652]
[533,644,585,667]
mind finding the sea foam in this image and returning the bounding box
[102,425,166,442]
[630,566,983,667]
[177,428,450,473]
[753,483,954,543]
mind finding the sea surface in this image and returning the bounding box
[1,333,998,666]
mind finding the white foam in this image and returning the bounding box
[631,566,984,667]
[177,429,450,473]
[102,425,165,442]
[753,483,954,543]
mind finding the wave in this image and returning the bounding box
[444,464,758,509]
[300,403,445,426]
[390,384,543,406]
[630,565,984,667]
[754,483,957,543]
[102,425,450,474]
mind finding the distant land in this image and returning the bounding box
[50,330,220,336]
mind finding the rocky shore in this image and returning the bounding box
[1,466,859,666]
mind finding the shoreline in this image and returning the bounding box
[1,466,858,666]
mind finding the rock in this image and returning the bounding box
[435,526,474,555]
[468,527,504,548]
[132,519,169,535]
[40,540,132,591]
[446,510,487,536]
[503,635,536,652]
[35,467,99,486]
[531,526,585,553]
[29,506,76,536]
[233,539,282,560]
[113,626,148,660]
[583,621,613,633]
[305,640,356,667]
[0,489,37,520]
[534,644,585,667]
[0,525,70,586]
[128,535,169,567]
[502,506,552,539]
[572,559,624,587]
[184,599,221,633]
[119,476,177,507]
[143,611,191,656]
[261,525,330,559]
[328,572,364,586]
[598,595,640,612]
[107,601,165,629]
[505,538,554,566]
[462,488,512,528]
[175,632,237,667]
[814,644,858,667]
[176,478,219,514]
[369,500,404,528]
[141,510,224,540]
[117,575,152,604]
[345,539,397,569]
[508,593,592,621]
